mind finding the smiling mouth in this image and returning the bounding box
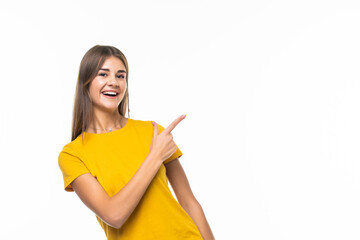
[102,92,118,96]
[101,92,118,98]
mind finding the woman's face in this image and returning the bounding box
[88,56,127,113]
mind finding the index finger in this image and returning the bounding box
[163,114,186,134]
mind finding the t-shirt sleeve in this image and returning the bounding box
[58,146,91,192]
[156,123,183,165]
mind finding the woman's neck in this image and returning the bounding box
[87,108,124,133]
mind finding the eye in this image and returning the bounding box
[117,74,125,79]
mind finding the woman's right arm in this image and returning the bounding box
[72,153,162,229]
[71,115,186,229]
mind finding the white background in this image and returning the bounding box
[0,1,359,239]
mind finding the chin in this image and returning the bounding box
[97,105,119,113]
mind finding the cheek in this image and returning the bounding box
[89,85,97,96]
[121,81,127,91]
[88,82,102,100]
[89,79,103,93]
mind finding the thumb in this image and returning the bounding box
[152,121,158,138]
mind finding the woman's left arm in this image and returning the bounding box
[165,158,215,240]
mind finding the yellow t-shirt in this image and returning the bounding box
[58,118,203,240]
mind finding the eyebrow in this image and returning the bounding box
[99,68,126,73]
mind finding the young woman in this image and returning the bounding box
[58,45,215,239]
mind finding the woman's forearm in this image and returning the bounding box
[183,201,215,240]
[107,153,162,229]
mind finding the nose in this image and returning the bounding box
[107,75,118,86]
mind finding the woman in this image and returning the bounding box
[58,45,215,239]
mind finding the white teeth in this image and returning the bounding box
[102,91,117,96]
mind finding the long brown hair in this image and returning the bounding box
[71,45,130,141]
